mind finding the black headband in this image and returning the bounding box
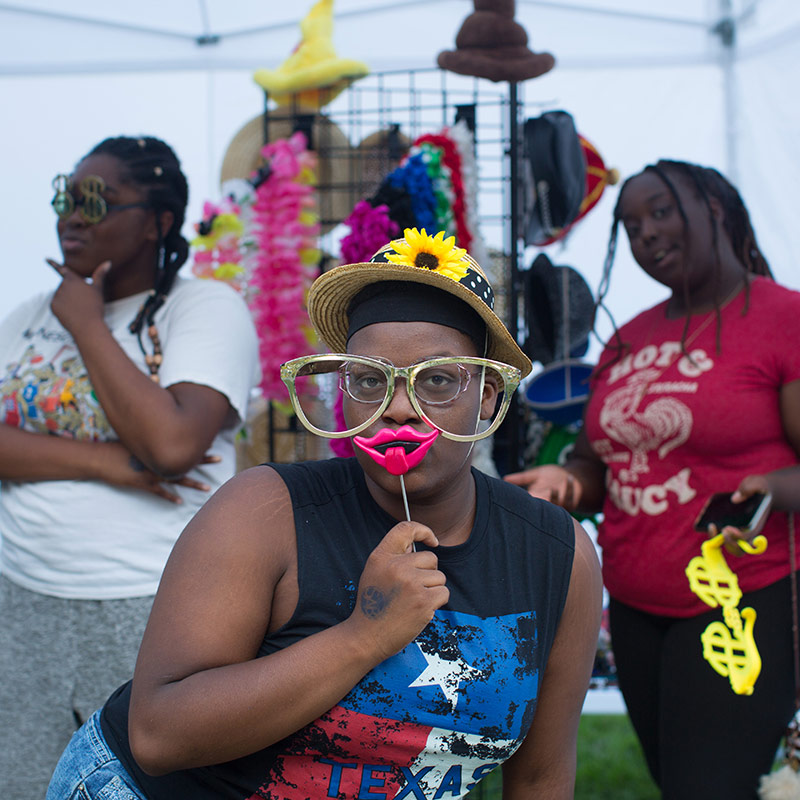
[346,281,487,355]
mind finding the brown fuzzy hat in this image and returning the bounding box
[437,0,555,83]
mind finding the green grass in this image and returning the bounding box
[575,714,660,800]
[465,713,659,799]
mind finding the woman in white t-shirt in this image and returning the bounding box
[0,135,259,799]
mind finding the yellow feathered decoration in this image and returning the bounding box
[253,0,369,109]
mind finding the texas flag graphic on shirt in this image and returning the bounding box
[251,608,541,800]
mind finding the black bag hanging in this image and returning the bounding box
[521,110,586,247]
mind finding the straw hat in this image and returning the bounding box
[220,110,355,233]
[307,229,532,377]
[354,126,411,201]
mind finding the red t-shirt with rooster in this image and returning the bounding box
[585,276,800,616]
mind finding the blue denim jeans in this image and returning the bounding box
[47,710,145,800]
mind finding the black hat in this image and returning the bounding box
[523,253,594,366]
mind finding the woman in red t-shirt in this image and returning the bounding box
[507,159,800,800]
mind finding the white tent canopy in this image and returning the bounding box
[0,1,784,78]
[1,0,798,354]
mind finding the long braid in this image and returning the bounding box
[86,136,189,380]
[657,160,773,351]
[699,165,772,278]
[591,174,636,381]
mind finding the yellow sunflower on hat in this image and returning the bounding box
[386,229,469,281]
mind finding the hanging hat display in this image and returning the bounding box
[220,109,354,234]
[522,252,595,425]
[521,110,586,247]
[353,126,412,202]
[523,360,594,426]
[523,253,594,366]
[252,0,369,109]
[533,133,620,247]
[437,0,555,83]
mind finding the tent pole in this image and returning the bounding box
[507,80,522,473]
[716,0,738,183]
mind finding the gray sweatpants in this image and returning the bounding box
[0,576,152,800]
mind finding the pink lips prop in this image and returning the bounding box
[353,425,439,476]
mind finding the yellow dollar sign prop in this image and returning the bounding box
[700,610,760,696]
[79,175,107,224]
[685,533,767,695]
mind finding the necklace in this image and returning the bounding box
[610,278,747,410]
[642,278,746,370]
[144,324,163,383]
[665,271,748,319]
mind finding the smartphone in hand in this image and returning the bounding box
[693,491,772,534]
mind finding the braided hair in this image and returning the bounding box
[595,159,772,372]
[84,136,190,379]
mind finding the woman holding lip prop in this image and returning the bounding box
[506,161,800,799]
[0,135,258,800]
[48,229,602,800]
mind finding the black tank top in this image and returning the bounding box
[102,458,574,799]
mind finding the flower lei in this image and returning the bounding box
[190,132,321,408]
[339,200,398,265]
[419,129,472,247]
[413,137,458,245]
[358,124,483,260]
[334,201,398,457]
[191,179,256,294]
[386,153,436,232]
[249,131,321,406]
[329,393,354,457]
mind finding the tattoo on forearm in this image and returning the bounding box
[361,586,391,618]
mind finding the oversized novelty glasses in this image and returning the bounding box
[281,354,521,442]
[51,174,150,225]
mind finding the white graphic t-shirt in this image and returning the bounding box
[0,277,259,599]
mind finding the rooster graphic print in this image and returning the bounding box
[599,366,692,483]
[591,336,715,518]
